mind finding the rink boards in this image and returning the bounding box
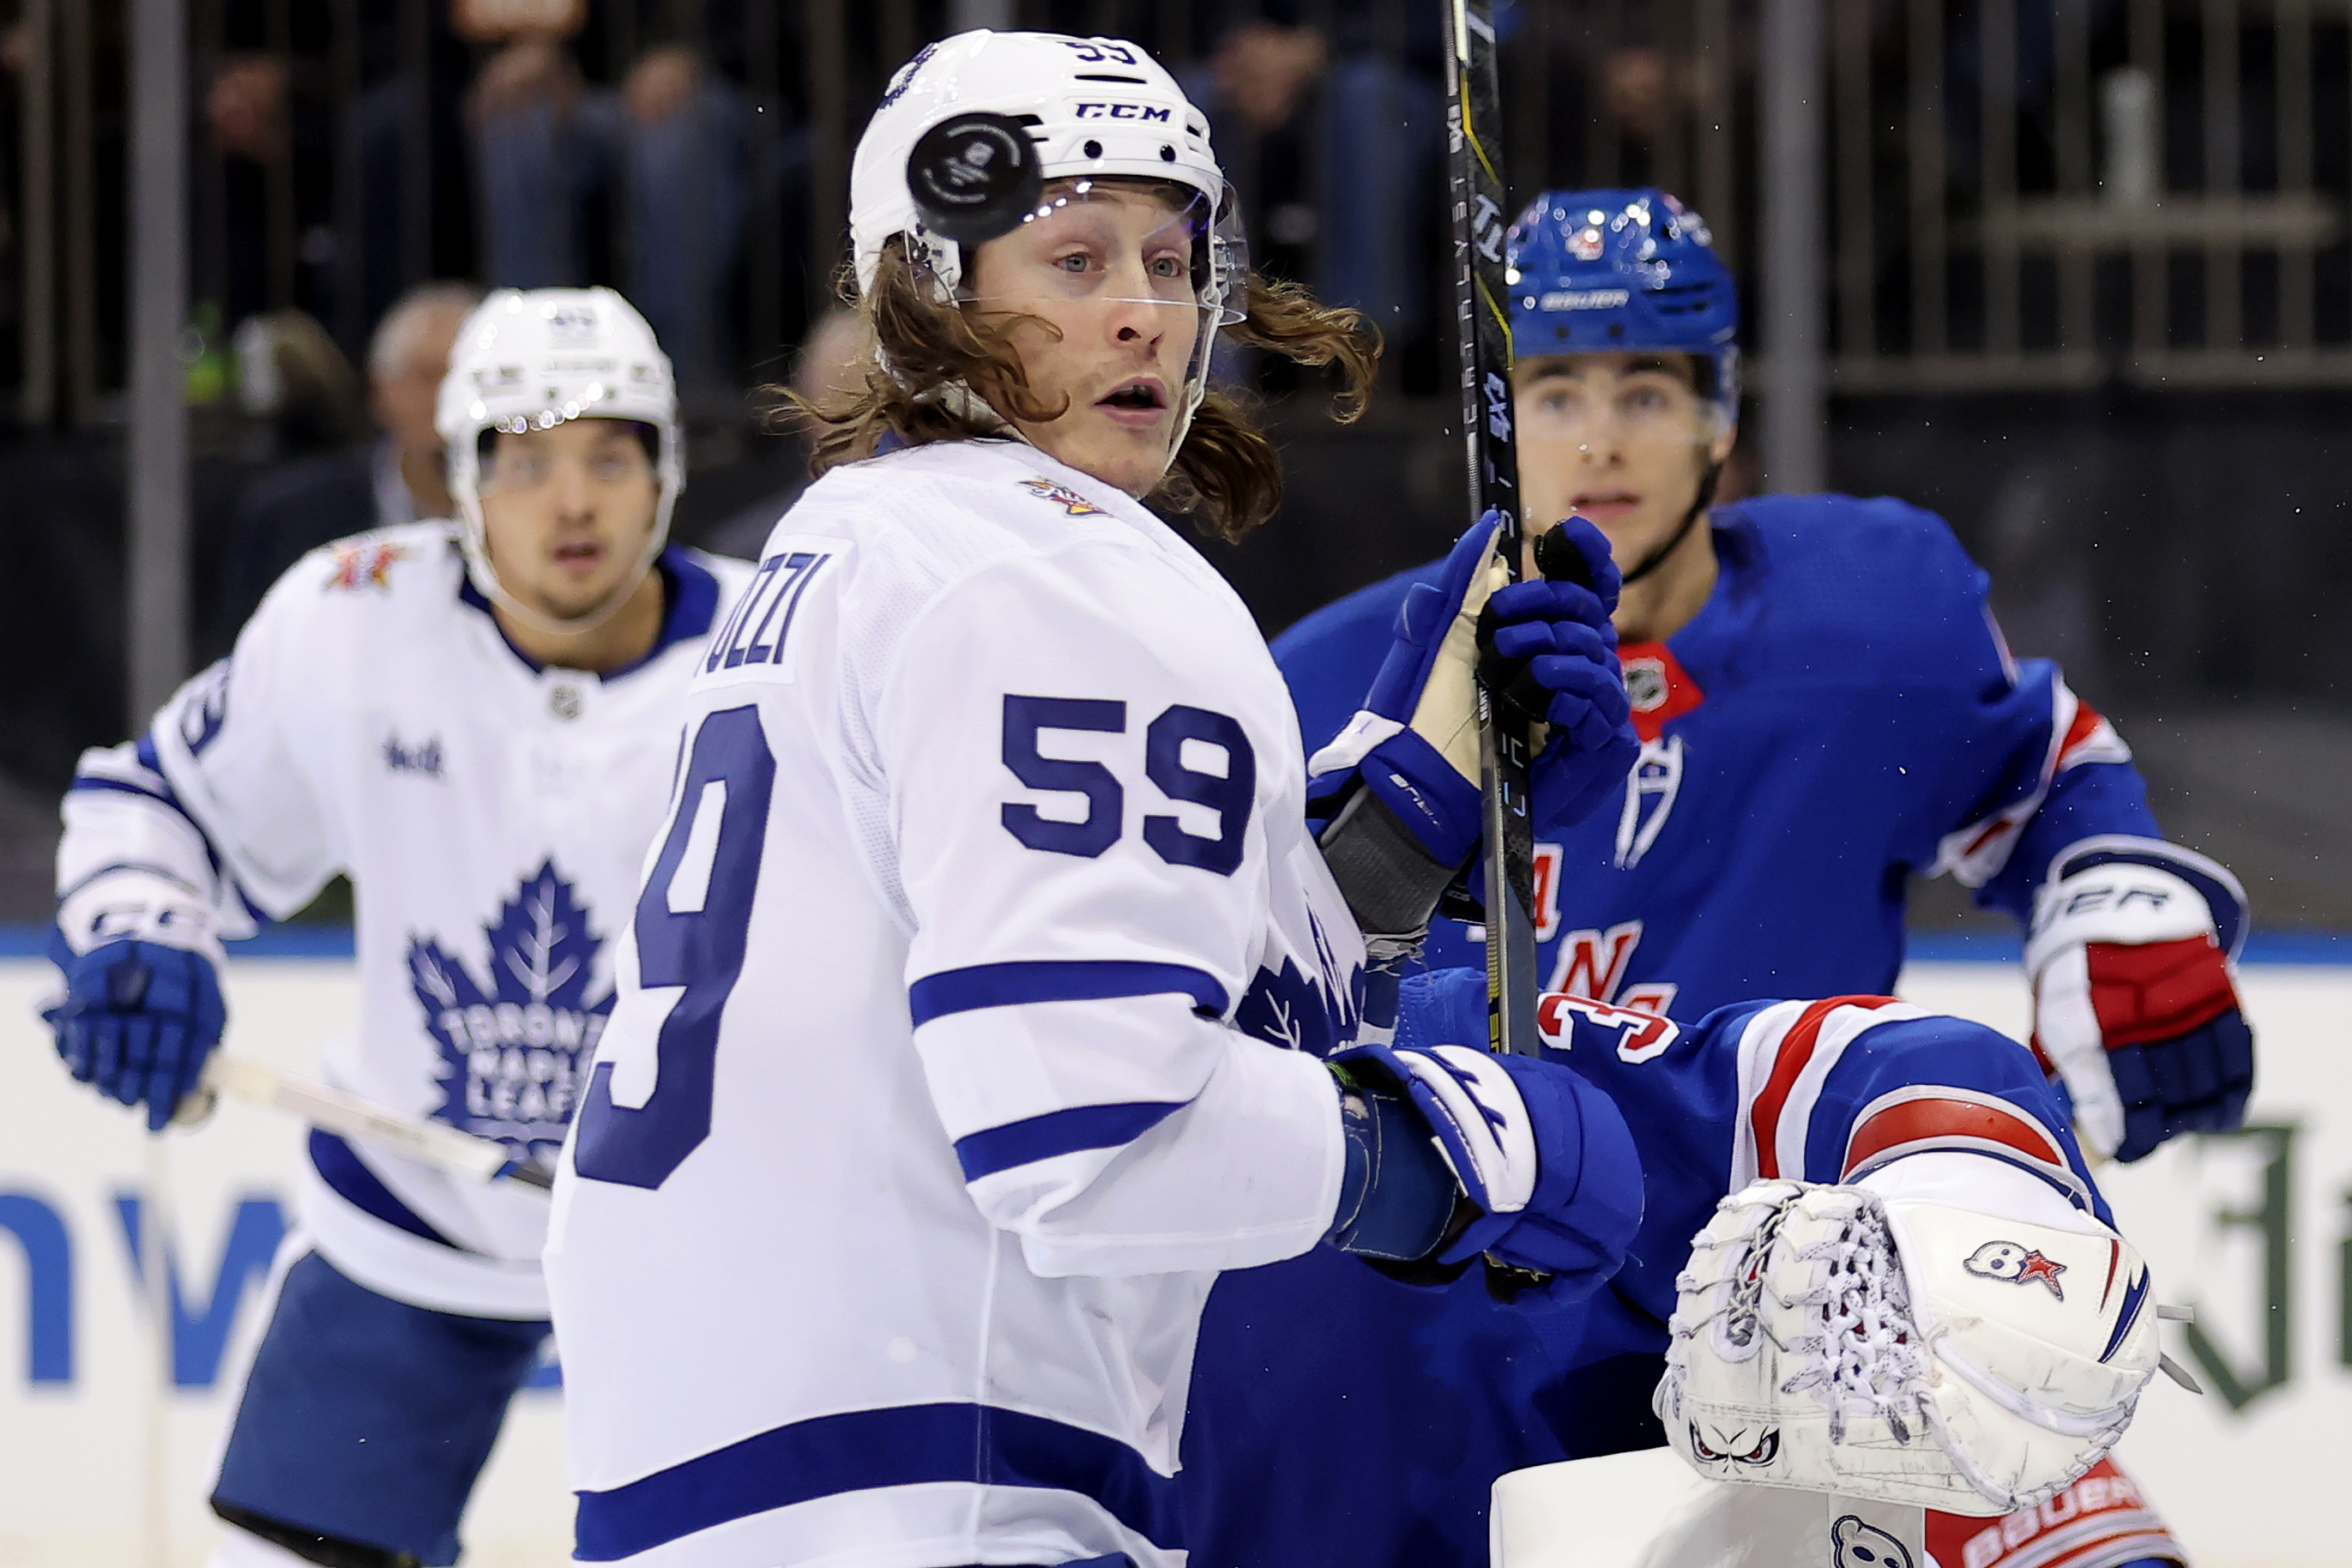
[0,956,2338,1567]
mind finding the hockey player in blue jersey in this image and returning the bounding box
[1177,190,2239,1565]
[45,287,756,1568]
[1282,188,2252,1163]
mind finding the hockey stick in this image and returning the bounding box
[1444,0,1545,1058]
[177,1055,555,1191]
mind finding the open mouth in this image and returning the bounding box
[552,539,606,568]
[1571,490,1641,516]
[1097,378,1168,413]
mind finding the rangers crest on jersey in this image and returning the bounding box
[328,538,407,592]
[408,860,612,1155]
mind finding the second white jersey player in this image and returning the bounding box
[69,518,748,1315]
[49,285,754,1568]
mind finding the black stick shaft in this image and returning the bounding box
[1445,0,1541,1058]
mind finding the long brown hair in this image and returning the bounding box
[784,238,1381,540]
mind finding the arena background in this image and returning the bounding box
[0,0,2343,1560]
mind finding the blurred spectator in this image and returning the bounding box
[208,53,288,161]
[1192,13,1444,368]
[1214,22,1328,130]
[466,21,753,395]
[703,307,877,560]
[618,45,750,397]
[466,32,606,289]
[232,309,371,454]
[1603,47,1675,144]
[207,282,480,652]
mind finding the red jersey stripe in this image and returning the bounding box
[1842,1094,2067,1177]
[1749,996,1900,1179]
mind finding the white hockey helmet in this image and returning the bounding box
[849,32,1249,439]
[435,286,682,633]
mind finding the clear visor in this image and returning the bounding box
[959,177,1248,327]
[1517,359,1728,447]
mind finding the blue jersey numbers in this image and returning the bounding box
[573,705,774,1190]
[1001,696,1256,877]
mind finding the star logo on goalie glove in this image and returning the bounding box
[1963,1240,2066,1299]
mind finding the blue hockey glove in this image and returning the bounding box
[2025,855,2252,1162]
[45,928,226,1132]
[1482,520,1641,833]
[1308,513,1636,940]
[1325,968,1643,1299]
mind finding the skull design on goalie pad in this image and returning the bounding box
[1653,1181,2159,1516]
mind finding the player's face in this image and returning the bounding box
[965,180,1206,498]
[1513,352,1734,566]
[476,418,661,620]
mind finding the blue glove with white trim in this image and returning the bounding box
[45,876,227,1132]
[1324,968,1643,1299]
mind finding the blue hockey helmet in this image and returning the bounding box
[1505,188,1740,423]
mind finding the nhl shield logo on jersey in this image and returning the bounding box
[1963,1239,2066,1298]
[1019,476,1107,516]
[327,537,407,592]
[407,860,612,1157]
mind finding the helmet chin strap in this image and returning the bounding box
[1618,453,1722,588]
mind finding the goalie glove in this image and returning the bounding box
[2025,848,2252,1162]
[1654,1180,2158,1517]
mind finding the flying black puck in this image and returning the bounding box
[907,112,1044,247]
[1533,522,1597,589]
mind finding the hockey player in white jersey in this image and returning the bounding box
[45,286,753,1568]
[544,29,1650,1568]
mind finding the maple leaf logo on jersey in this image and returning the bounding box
[327,538,407,592]
[1235,903,1363,1057]
[1019,477,1106,516]
[407,860,612,1158]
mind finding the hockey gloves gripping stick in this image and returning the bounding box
[1480,518,1643,832]
[2023,852,2253,1162]
[1308,513,1638,947]
[1323,969,1643,1301]
[45,890,227,1133]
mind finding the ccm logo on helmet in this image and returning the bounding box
[1075,102,1173,122]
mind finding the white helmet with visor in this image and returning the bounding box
[849,31,1248,442]
[434,286,682,634]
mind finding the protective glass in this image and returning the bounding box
[476,422,658,498]
[1517,363,1725,448]
[960,178,1248,327]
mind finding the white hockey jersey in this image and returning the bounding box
[545,438,1361,1568]
[59,522,753,1318]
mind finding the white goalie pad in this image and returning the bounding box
[1492,1449,1927,1568]
[1653,1181,2159,1516]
